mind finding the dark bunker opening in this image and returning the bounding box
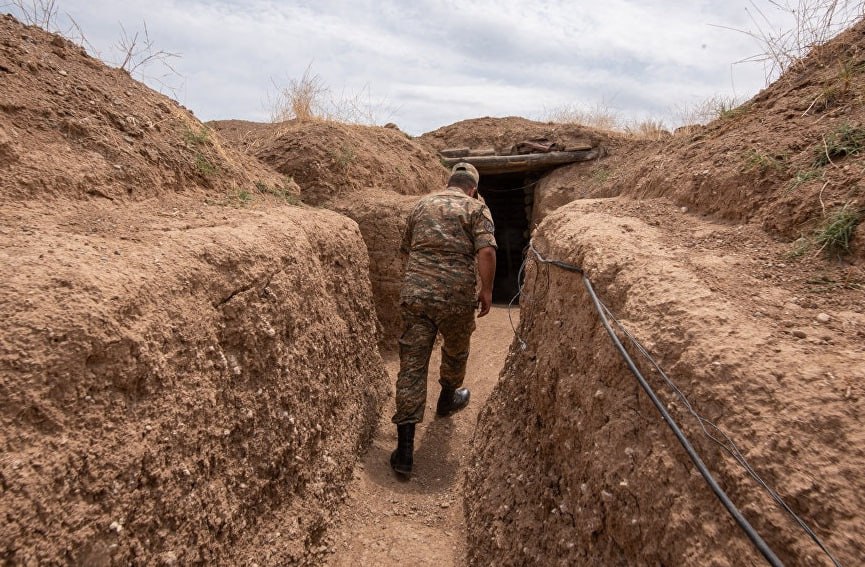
[478,172,536,303]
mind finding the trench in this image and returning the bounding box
[327,307,517,566]
[325,169,544,564]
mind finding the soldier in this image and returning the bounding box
[390,161,497,477]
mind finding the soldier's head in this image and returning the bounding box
[448,162,480,197]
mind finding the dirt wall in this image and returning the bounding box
[466,200,865,566]
[0,201,389,566]
[329,189,420,347]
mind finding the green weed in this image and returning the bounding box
[332,143,356,170]
[184,126,211,147]
[718,103,748,120]
[592,168,611,183]
[787,169,822,191]
[742,148,787,173]
[814,203,861,255]
[785,236,811,260]
[195,155,218,176]
[813,123,865,167]
[253,179,301,205]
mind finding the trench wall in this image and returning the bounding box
[466,201,864,566]
[0,204,388,566]
[329,189,420,348]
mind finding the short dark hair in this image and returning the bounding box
[448,172,477,190]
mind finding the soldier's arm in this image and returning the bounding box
[476,246,496,317]
[400,210,414,256]
[472,206,497,317]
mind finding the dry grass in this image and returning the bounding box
[543,104,674,140]
[267,64,396,125]
[623,119,670,140]
[267,64,327,122]
[672,95,745,128]
[718,0,865,83]
[543,102,620,131]
[6,0,58,27]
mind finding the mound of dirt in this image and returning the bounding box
[418,116,608,155]
[211,119,445,207]
[579,20,865,254]
[0,15,294,203]
[1,16,388,565]
[211,119,449,346]
[467,198,865,566]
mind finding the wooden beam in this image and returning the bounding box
[441,148,602,174]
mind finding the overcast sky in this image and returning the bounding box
[3,1,853,134]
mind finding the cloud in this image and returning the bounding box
[12,0,835,134]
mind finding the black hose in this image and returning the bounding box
[580,274,785,567]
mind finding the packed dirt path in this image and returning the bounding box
[326,306,517,566]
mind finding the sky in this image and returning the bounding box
[3,1,855,135]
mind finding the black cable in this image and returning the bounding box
[600,304,842,567]
[524,241,842,566]
[581,273,785,567]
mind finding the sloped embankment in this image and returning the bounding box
[535,19,865,255]
[1,16,388,565]
[467,199,865,566]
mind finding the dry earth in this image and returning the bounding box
[1,16,388,566]
[327,307,516,567]
[3,9,865,567]
[468,198,864,566]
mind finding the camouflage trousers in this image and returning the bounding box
[391,300,476,425]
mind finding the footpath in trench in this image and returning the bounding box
[327,306,516,566]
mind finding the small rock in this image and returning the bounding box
[440,502,450,509]
[58,69,67,76]
[109,520,123,533]
[680,206,688,213]
[816,313,831,324]
[792,330,807,339]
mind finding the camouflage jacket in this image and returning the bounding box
[400,187,497,307]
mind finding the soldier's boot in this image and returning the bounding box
[390,423,415,476]
[436,386,471,417]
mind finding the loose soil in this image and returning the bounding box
[327,307,516,566]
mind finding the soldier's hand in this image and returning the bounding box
[477,290,492,318]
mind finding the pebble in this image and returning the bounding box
[792,330,807,339]
[816,313,831,324]
[680,206,688,213]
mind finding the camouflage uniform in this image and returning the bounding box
[392,187,497,425]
